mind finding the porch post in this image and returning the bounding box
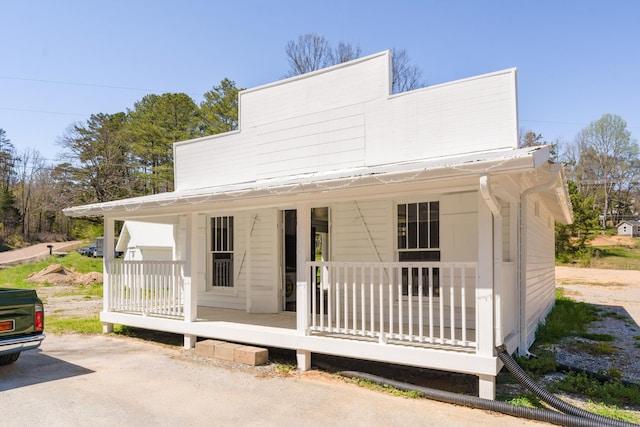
[183,213,198,349]
[102,216,114,333]
[477,193,496,399]
[296,203,312,371]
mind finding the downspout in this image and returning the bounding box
[479,175,503,349]
[518,172,560,355]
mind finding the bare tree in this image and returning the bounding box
[15,148,45,240]
[284,34,426,93]
[391,48,425,93]
[331,41,362,64]
[285,33,333,76]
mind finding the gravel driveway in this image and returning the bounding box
[0,334,541,427]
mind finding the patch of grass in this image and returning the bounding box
[567,341,618,356]
[54,283,103,298]
[502,392,544,408]
[580,333,615,342]
[585,402,640,423]
[553,372,640,407]
[588,245,640,270]
[274,362,297,375]
[600,310,630,323]
[606,367,622,380]
[533,289,599,345]
[351,377,423,399]
[45,316,103,334]
[0,252,102,289]
[514,351,558,377]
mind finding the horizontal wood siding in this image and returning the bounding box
[173,54,517,193]
[328,193,479,323]
[525,198,556,347]
[440,192,478,263]
[247,209,278,312]
[255,106,366,178]
[364,70,517,166]
[331,200,392,263]
[174,131,256,190]
[240,53,390,129]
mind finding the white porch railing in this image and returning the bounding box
[106,260,185,318]
[306,261,478,350]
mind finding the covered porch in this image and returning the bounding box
[100,253,508,399]
[65,150,560,401]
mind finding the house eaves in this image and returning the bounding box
[63,146,551,218]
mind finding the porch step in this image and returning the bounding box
[195,339,268,366]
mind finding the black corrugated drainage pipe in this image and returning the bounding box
[495,345,636,427]
[339,370,637,427]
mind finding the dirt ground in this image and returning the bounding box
[554,266,640,386]
[586,234,637,247]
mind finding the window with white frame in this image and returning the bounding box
[397,201,440,297]
[210,216,234,288]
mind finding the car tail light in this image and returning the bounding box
[35,305,44,332]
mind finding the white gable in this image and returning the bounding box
[116,221,175,251]
[174,51,518,191]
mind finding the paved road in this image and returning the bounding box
[0,241,83,266]
[0,334,542,427]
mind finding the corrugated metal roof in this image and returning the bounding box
[64,146,551,217]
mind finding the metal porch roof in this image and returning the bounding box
[63,146,554,218]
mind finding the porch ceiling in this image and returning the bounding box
[63,145,551,218]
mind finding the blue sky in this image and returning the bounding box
[1,0,638,162]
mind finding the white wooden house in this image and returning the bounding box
[63,51,572,399]
[616,220,640,237]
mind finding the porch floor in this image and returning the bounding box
[194,306,476,350]
[196,306,297,329]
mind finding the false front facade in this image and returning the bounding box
[64,51,572,399]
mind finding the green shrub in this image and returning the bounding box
[515,351,558,377]
[534,297,599,345]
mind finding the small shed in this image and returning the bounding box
[116,221,175,261]
[616,220,640,237]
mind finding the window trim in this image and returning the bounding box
[207,215,236,294]
[396,199,441,298]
